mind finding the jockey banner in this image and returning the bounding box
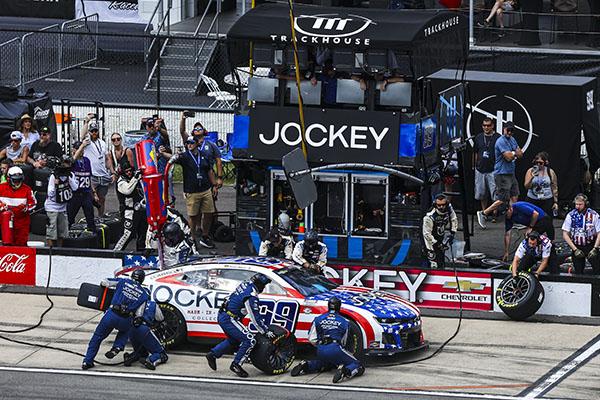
[75,0,147,23]
[0,246,36,286]
[325,264,493,311]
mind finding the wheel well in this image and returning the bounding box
[339,311,367,349]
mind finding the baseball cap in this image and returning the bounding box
[185,137,197,145]
[72,140,82,149]
[504,121,515,129]
[10,131,23,141]
[40,126,50,135]
[145,117,155,126]
[88,121,99,131]
[192,126,207,136]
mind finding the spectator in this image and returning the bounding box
[171,137,216,249]
[69,141,96,232]
[179,115,223,188]
[27,127,63,169]
[17,114,40,150]
[0,159,13,183]
[562,194,600,275]
[477,121,523,229]
[510,231,557,278]
[143,117,171,174]
[473,117,500,221]
[113,161,147,252]
[524,151,558,217]
[45,155,77,247]
[0,166,36,246]
[503,201,554,261]
[109,132,134,217]
[478,0,519,33]
[82,120,116,217]
[1,132,29,164]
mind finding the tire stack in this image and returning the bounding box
[63,224,98,249]
[78,212,124,247]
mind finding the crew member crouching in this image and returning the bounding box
[259,227,293,259]
[422,194,457,269]
[205,273,276,378]
[510,231,557,278]
[292,229,327,273]
[291,296,364,383]
[162,222,199,267]
[123,300,168,370]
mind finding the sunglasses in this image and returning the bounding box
[41,132,50,136]
[482,123,492,127]
[111,137,121,142]
[535,161,545,165]
[10,139,21,142]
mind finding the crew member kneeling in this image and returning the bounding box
[0,167,35,246]
[422,194,457,269]
[292,229,327,273]
[562,194,600,275]
[82,269,149,370]
[510,231,557,278]
[123,300,168,370]
[205,273,276,378]
[162,222,199,267]
[291,296,364,383]
[259,227,293,259]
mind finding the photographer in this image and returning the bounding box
[113,161,147,251]
[45,155,77,247]
[524,151,558,217]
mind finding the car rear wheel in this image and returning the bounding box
[155,303,187,349]
[496,271,545,320]
[250,324,297,375]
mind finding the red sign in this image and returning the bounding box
[325,264,493,311]
[0,246,36,286]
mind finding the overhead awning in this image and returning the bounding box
[227,3,468,77]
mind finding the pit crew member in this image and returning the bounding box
[162,222,199,267]
[205,273,276,378]
[113,161,147,251]
[0,166,36,246]
[123,300,168,370]
[82,269,149,370]
[510,230,557,278]
[292,229,328,272]
[290,296,364,383]
[562,193,600,275]
[259,227,293,259]
[422,194,458,269]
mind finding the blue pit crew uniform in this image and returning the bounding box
[210,280,270,366]
[125,300,168,369]
[303,311,363,377]
[82,277,149,367]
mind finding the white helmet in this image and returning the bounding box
[278,211,291,234]
[7,166,24,188]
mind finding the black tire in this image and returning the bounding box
[343,319,365,360]
[214,224,234,242]
[496,271,545,320]
[100,216,123,244]
[210,220,225,237]
[250,324,297,375]
[63,229,98,248]
[155,303,187,349]
[30,213,49,236]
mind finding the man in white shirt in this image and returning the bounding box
[510,231,556,278]
[44,156,78,247]
[562,193,600,275]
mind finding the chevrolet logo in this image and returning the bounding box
[443,280,485,292]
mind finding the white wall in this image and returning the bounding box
[36,254,122,289]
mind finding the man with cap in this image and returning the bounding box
[82,269,149,370]
[69,140,96,232]
[144,117,171,174]
[81,119,116,216]
[477,121,523,229]
[205,273,276,378]
[291,296,364,383]
[510,230,557,278]
[0,132,29,164]
[292,229,328,273]
[259,226,294,259]
[27,127,63,169]
[0,166,36,246]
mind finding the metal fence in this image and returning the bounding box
[0,37,21,87]
[21,24,61,89]
[59,14,99,73]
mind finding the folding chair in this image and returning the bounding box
[200,74,237,109]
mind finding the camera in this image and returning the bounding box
[183,110,195,118]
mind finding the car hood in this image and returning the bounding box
[305,286,419,320]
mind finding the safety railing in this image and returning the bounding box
[60,13,99,73]
[0,38,21,88]
[193,0,222,94]
[144,0,172,91]
[20,24,61,90]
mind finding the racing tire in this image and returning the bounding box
[343,319,365,360]
[214,224,234,243]
[250,324,297,375]
[63,229,98,249]
[32,168,52,192]
[496,271,545,321]
[30,212,49,236]
[155,303,187,349]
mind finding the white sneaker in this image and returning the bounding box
[477,211,487,229]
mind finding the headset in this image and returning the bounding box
[574,193,589,207]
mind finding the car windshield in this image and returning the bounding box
[276,266,339,297]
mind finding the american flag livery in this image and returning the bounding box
[116,256,427,355]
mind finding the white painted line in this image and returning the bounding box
[0,365,528,400]
[523,336,600,399]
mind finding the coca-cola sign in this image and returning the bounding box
[0,246,36,286]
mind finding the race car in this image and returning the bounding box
[118,256,427,357]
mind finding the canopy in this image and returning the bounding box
[227,3,468,77]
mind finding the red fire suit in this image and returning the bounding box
[0,182,36,246]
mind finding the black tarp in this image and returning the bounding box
[0,93,57,149]
[227,4,468,78]
[0,0,75,19]
[429,69,600,208]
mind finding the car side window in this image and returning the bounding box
[180,270,209,288]
[208,269,255,292]
[263,281,287,296]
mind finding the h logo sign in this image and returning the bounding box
[496,111,513,134]
[311,17,353,31]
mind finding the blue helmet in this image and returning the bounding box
[251,273,271,292]
[305,229,319,249]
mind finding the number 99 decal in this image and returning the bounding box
[249,300,299,332]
